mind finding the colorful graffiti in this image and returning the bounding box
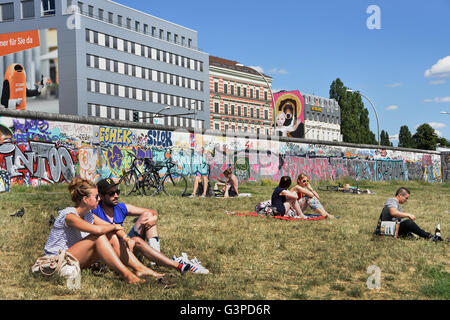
[0,114,445,188]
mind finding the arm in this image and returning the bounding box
[291,185,315,199]
[231,176,239,196]
[280,189,298,200]
[388,208,416,221]
[125,203,157,227]
[66,213,123,235]
[305,182,320,199]
[93,215,135,250]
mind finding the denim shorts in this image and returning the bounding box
[127,224,145,240]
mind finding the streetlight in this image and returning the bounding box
[346,89,380,145]
[236,63,275,135]
[151,106,171,124]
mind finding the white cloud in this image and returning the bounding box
[268,68,289,75]
[429,79,447,85]
[424,97,450,103]
[385,105,399,111]
[384,82,403,88]
[428,122,446,129]
[425,56,450,78]
[435,130,443,137]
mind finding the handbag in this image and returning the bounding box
[31,250,81,279]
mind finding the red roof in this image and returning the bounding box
[209,56,272,79]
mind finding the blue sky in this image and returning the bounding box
[116,0,450,143]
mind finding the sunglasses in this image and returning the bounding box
[301,180,308,183]
[105,189,121,197]
[401,194,409,200]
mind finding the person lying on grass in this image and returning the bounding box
[291,174,336,219]
[93,178,194,274]
[43,178,163,285]
[271,176,306,218]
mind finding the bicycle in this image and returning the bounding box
[118,152,149,196]
[141,156,188,197]
[318,183,374,194]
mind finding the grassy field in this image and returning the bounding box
[0,179,448,300]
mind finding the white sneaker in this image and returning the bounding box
[172,253,209,274]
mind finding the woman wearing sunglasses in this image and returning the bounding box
[291,174,336,219]
[43,177,152,284]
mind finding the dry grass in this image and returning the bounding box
[0,180,448,300]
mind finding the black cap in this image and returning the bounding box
[97,178,119,194]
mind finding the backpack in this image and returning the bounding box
[255,200,273,216]
[196,182,214,197]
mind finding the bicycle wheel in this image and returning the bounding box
[141,171,160,196]
[119,170,138,196]
[162,172,188,196]
[318,185,339,192]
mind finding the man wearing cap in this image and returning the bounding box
[93,178,191,274]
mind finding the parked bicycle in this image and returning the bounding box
[119,151,188,197]
[318,183,374,194]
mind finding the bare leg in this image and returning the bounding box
[109,234,165,279]
[201,176,208,196]
[67,234,143,284]
[191,176,201,196]
[134,211,158,241]
[308,197,335,218]
[133,237,179,269]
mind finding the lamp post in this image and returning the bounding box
[236,63,275,135]
[346,89,380,145]
[152,106,171,124]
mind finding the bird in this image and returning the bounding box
[49,214,55,226]
[10,207,25,217]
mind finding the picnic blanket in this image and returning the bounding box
[225,211,327,221]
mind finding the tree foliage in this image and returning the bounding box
[329,78,377,145]
[380,130,393,146]
[398,125,414,148]
[412,123,439,150]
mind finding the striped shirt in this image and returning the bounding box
[44,207,94,256]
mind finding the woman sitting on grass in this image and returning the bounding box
[214,168,239,198]
[291,174,336,219]
[43,177,164,284]
[271,176,306,218]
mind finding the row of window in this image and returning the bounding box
[213,81,269,101]
[305,111,340,124]
[88,103,202,129]
[86,29,203,72]
[212,121,271,136]
[73,0,195,49]
[87,79,203,111]
[212,102,270,120]
[0,1,55,21]
[304,95,339,110]
[87,54,203,92]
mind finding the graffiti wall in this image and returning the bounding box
[0,113,444,187]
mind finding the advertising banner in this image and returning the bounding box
[273,90,305,138]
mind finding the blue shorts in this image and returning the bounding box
[127,224,145,240]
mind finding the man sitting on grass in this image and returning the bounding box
[93,178,192,274]
[376,187,442,241]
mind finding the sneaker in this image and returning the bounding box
[189,257,209,274]
[188,194,196,198]
[172,253,209,274]
[177,262,192,274]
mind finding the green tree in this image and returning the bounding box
[329,78,377,145]
[412,123,439,150]
[398,125,414,148]
[380,130,393,146]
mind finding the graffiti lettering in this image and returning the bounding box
[147,130,173,148]
[98,127,133,146]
